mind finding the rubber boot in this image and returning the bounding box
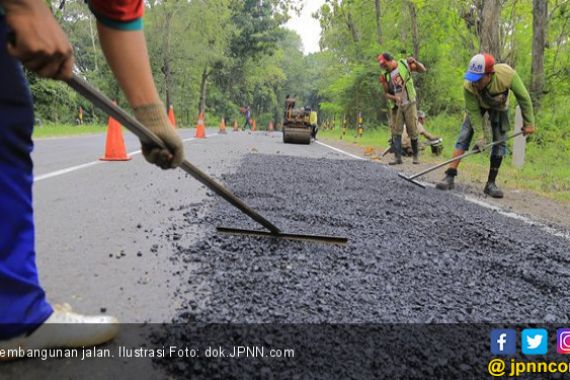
[436,168,457,190]
[411,139,420,164]
[484,156,504,198]
[388,135,403,165]
[484,182,504,198]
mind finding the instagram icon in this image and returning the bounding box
[557,329,570,354]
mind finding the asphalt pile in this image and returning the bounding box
[155,154,570,379]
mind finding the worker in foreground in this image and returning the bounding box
[436,53,535,198]
[0,0,183,358]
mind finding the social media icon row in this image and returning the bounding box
[491,328,570,355]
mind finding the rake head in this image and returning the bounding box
[397,173,426,189]
[217,227,348,245]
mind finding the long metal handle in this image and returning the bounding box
[407,131,524,181]
[66,75,281,234]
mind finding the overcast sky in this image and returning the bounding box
[285,0,326,55]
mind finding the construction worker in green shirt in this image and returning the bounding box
[436,53,536,198]
[378,52,426,165]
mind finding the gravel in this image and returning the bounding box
[153,154,570,379]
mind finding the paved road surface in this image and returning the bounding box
[3,129,569,379]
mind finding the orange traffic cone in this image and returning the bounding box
[100,115,131,161]
[233,120,239,132]
[252,119,257,132]
[168,104,177,128]
[195,112,206,138]
[268,121,274,131]
[219,117,227,134]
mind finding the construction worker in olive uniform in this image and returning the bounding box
[436,53,535,198]
[378,52,426,165]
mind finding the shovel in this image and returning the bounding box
[398,131,524,188]
[67,75,347,245]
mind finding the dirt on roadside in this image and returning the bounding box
[319,137,570,231]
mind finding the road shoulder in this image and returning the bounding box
[319,137,570,231]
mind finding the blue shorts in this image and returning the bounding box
[0,16,53,339]
[454,109,509,157]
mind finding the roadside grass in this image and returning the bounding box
[33,122,194,139]
[33,123,107,138]
[318,113,570,202]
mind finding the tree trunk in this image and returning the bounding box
[408,1,421,107]
[400,0,408,44]
[478,0,502,60]
[88,17,98,71]
[346,10,360,43]
[164,58,172,110]
[531,0,547,108]
[458,3,477,52]
[375,0,383,45]
[162,10,174,109]
[409,1,419,58]
[199,67,209,115]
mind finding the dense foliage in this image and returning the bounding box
[33,0,568,155]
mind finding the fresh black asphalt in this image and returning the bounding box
[155,154,570,379]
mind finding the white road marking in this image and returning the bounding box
[34,161,104,182]
[317,140,570,242]
[34,134,218,183]
[315,141,366,160]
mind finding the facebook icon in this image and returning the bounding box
[491,329,516,355]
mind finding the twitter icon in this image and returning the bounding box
[522,329,548,355]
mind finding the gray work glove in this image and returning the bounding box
[471,138,487,153]
[472,114,493,154]
[134,103,184,169]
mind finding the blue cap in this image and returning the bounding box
[464,71,484,82]
[464,53,495,82]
